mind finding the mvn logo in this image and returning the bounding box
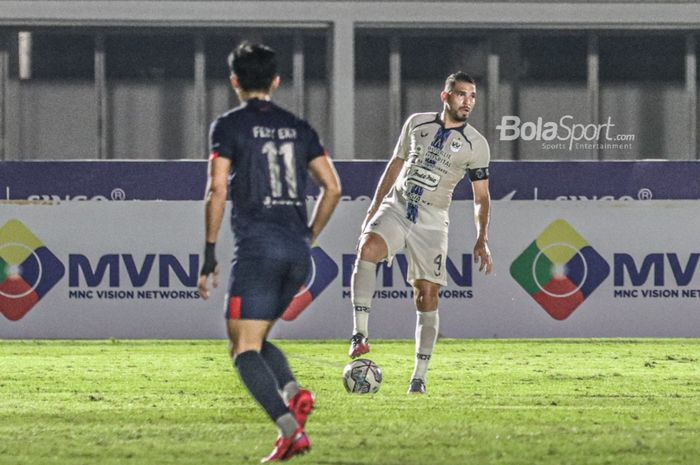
[510,219,609,320]
[0,220,65,321]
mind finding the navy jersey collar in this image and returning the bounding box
[243,98,275,112]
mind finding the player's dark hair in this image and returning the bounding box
[444,71,476,93]
[227,42,278,92]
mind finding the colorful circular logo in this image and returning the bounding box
[510,219,610,320]
[0,220,65,321]
[532,242,588,299]
[0,242,43,299]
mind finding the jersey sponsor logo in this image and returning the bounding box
[510,219,609,321]
[421,150,452,174]
[425,144,452,165]
[263,197,304,207]
[407,185,424,204]
[0,220,65,321]
[406,166,441,191]
[405,202,419,223]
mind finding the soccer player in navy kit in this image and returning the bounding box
[197,42,341,462]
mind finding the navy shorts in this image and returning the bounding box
[225,255,311,321]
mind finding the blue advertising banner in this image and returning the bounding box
[0,160,698,201]
[3,200,700,339]
[0,161,205,201]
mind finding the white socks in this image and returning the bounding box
[411,310,439,382]
[352,258,440,384]
[351,259,376,337]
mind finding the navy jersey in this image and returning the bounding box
[209,98,325,258]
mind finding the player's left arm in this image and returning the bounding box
[198,156,231,299]
[307,154,341,243]
[472,178,492,275]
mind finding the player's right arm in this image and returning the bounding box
[361,156,404,232]
[198,155,230,300]
[360,115,413,231]
[199,117,233,300]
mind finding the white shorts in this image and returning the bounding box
[364,196,449,286]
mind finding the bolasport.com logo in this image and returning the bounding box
[0,220,65,321]
[497,115,635,151]
[510,219,610,320]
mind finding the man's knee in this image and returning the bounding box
[358,233,388,263]
[230,339,263,358]
[227,320,270,357]
[413,281,440,311]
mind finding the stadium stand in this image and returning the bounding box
[0,1,698,161]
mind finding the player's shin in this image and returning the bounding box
[351,259,377,337]
[260,340,297,400]
[411,310,439,383]
[234,350,298,438]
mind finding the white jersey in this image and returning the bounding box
[391,112,490,212]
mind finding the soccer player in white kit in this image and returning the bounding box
[348,72,493,394]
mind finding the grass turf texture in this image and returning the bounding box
[1,339,698,465]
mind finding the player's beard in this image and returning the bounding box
[449,107,469,123]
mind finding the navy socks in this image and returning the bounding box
[234,350,289,422]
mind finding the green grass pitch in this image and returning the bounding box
[1,339,698,465]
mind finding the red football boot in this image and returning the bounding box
[348,333,370,359]
[260,427,310,463]
[288,389,315,428]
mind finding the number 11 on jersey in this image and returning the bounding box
[263,141,298,199]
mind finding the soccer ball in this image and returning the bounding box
[342,359,382,394]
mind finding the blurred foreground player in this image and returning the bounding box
[348,72,493,394]
[198,42,341,462]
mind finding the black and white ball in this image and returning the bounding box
[342,359,382,394]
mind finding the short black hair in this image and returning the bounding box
[227,42,278,92]
[444,71,476,93]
